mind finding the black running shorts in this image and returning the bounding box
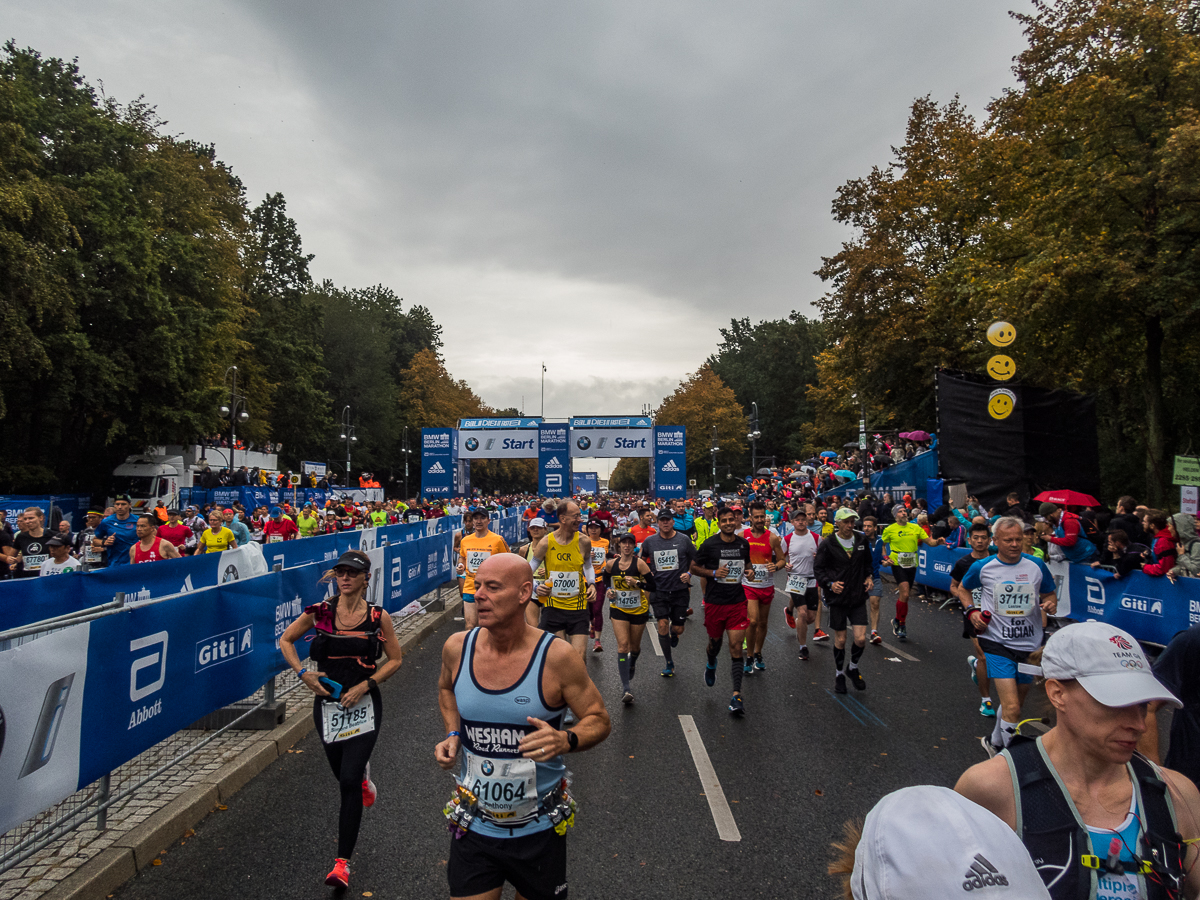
[650,588,690,626]
[892,565,917,586]
[448,826,567,900]
[788,587,820,611]
[539,607,590,636]
[828,601,869,632]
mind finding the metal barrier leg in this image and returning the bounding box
[264,676,276,706]
[97,773,111,832]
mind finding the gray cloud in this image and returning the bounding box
[6,0,1027,413]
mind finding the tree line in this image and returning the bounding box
[0,43,532,496]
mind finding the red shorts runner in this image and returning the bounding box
[743,585,775,605]
[703,600,750,639]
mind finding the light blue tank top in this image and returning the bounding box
[454,628,566,837]
[1086,790,1143,900]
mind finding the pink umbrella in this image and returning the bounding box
[907,430,931,442]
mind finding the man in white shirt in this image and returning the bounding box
[39,535,80,576]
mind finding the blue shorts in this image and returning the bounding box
[984,651,1033,685]
[462,592,475,604]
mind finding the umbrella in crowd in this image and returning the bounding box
[834,469,857,479]
[820,451,839,458]
[756,467,773,475]
[907,430,931,442]
[1034,489,1100,507]
[843,441,861,450]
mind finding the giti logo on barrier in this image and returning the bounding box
[196,626,253,672]
[407,562,422,579]
[130,632,169,702]
[1120,596,1162,617]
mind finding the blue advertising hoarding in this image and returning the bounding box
[572,472,598,495]
[538,423,569,498]
[421,428,456,497]
[652,426,687,499]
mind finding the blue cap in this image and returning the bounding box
[269,506,283,518]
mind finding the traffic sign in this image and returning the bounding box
[1173,455,1200,486]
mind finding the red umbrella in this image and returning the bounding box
[1034,489,1099,507]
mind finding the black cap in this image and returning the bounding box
[46,534,69,548]
[656,510,674,520]
[115,493,132,503]
[333,551,370,573]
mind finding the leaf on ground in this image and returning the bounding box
[814,789,824,796]
[151,859,162,866]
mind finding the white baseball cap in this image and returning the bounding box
[852,786,1051,900]
[528,517,546,528]
[1038,622,1181,709]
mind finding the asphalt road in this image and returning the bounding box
[115,575,1007,900]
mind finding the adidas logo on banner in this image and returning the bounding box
[662,460,680,472]
[428,461,446,474]
[545,457,563,469]
[962,854,1009,890]
[180,574,194,593]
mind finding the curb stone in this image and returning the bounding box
[36,596,461,900]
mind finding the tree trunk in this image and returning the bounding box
[1143,314,1167,506]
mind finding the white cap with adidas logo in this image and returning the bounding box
[852,785,1050,899]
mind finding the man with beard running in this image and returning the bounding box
[690,506,759,716]
[527,501,596,660]
[814,508,874,694]
[640,509,697,678]
[782,507,822,661]
[742,501,786,673]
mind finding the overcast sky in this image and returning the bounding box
[7,1,1027,474]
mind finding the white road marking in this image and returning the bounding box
[678,715,741,842]
[880,641,919,662]
[649,630,665,657]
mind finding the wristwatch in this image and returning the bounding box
[565,730,579,752]
[366,677,378,690]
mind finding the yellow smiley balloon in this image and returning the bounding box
[986,354,1016,381]
[988,389,1016,420]
[986,321,1016,347]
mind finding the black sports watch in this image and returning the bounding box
[565,730,579,752]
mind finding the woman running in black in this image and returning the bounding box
[280,550,403,889]
[600,533,653,705]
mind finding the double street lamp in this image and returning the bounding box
[711,424,719,493]
[747,401,762,479]
[219,365,250,470]
[339,406,358,485]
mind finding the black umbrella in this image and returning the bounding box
[843,441,861,450]
[756,467,773,475]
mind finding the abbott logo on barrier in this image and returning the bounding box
[196,626,253,672]
[130,632,169,703]
[1085,576,1106,616]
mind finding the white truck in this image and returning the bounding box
[109,444,280,511]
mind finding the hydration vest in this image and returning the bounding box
[1003,737,1187,900]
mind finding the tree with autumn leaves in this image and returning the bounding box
[814,0,1200,503]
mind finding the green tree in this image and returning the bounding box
[609,458,649,492]
[708,312,826,463]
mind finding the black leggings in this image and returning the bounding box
[313,687,382,859]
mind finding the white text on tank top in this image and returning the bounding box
[454,630,565,833]
[975,557,1046,652]
[1086,789,1143,900]
[785,530,819,594]
[742,529,774,587]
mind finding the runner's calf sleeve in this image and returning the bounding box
[833,646,845,673]
[707,638,722,662]
[617,654,631,692]
[731,656,743,693]
[850,641,864,668]
[896,598,908,623]
[659,632,674,663]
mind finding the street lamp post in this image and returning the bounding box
[402,425,412,499]
[339,406,357,486]
[746,401,762,481]
[219,366,250,472]
[710,424,719,493]
[541,363,546,418]
[852,392,870,489]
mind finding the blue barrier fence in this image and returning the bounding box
[818,450,940,502]
[915,544,1200,646]
[1,494,92,528]
[0,516,465,633]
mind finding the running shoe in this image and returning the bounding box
[980,735,999,759]
[622,690,634,705]
[728,695,745,717]
[834,672,847,694]
[325,859,350,889]
[670,633,679,648]
[848,668,866,691]
[869,630,882,645]
[686,607,694,617]
[813,628,830,643]
[704,662,716,687]
[897,622,907,641]
[980,698,996,718]
[593,639,603,653]
[753,653,765,671]
[742,658,754,675]
[784,605,796,629]
[660,661,675,678]
[967,654,979,686]
[362,777,377,809]
[798,645,809,661]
